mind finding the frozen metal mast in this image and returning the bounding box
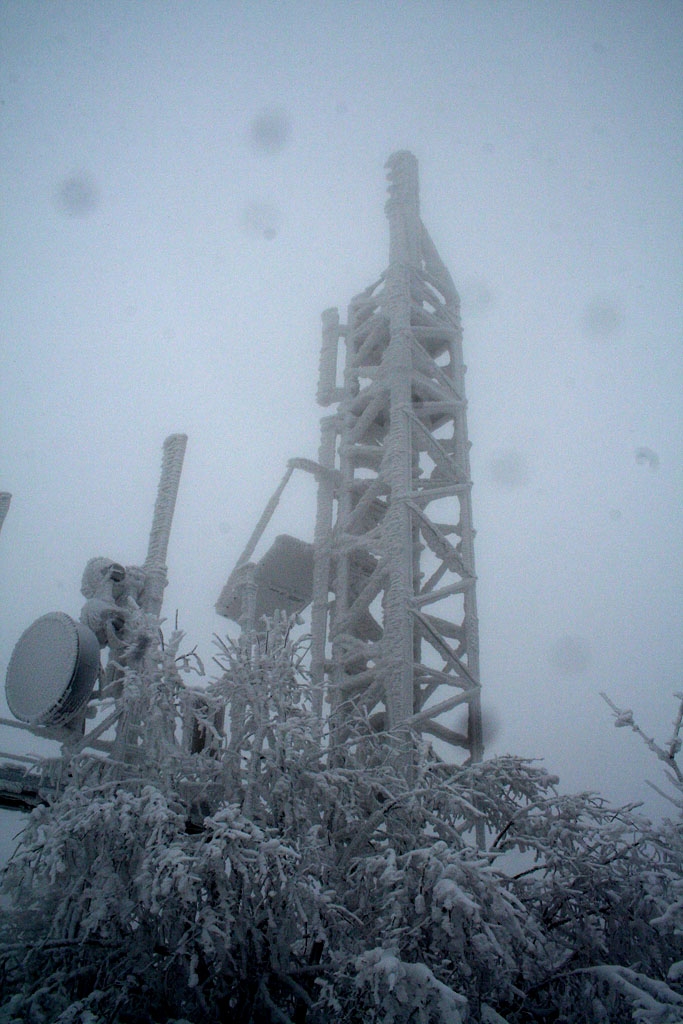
[215,152,483,767]
[311,152,483,764]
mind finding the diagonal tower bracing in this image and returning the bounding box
[310,151,483,764]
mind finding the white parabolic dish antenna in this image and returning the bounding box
[5,612,100,727]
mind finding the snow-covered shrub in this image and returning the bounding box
[1,620,682,1023]
[353,949,468,1024]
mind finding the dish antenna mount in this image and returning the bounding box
[1,434,187,750]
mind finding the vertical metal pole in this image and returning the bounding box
[318,308,342,407]
[310,415,338,721]
[114,434,187,762]
[312,308,342,721]
[234,464,295,570]
[382,153,421,735]
[143,433,187,616]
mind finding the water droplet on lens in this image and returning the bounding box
[582,297,620,339]
[549,635,591,676]
[248,108,291,154]
[242,201,281,240]
[489,449,528,490]
[55,173,99,216]
[635,447,659,470]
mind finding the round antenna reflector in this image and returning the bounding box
[5,612,100,727]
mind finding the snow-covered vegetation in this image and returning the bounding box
[1,619,681,1023]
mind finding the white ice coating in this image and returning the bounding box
[311,151,483,765]
[211,154,482,766]
[79,557,146,646]
[143,433,188,616]
[317,308,343,407]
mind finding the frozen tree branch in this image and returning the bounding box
[601,691,683,805]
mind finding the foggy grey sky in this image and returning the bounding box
[1,0,682,832]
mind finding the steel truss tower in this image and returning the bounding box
[310,151,483,764]
[215,152,483,767]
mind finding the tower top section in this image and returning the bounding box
[385,151,420,215]
[385,150,421,270]
[381,151,459,308]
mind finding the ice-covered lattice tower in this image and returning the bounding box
[310,151,483,764]
[216,152,483,767]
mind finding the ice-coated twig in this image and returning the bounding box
[584,965,683,1017]
[601,691,683,806]
[645,777,683,810]
[667,692,683,762]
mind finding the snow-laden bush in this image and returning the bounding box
[353,949,469,1024]
[1,619,682,1023]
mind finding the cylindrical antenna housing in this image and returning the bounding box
[143,433,188,615]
